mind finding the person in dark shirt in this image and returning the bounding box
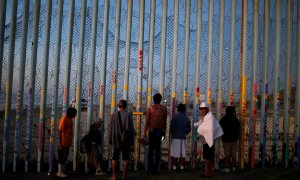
[85,123,105,176]
[143,93,167,174]
[170,103,191,171]
[219,106,240,172]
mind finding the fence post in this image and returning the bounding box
[123,0,133,100]
[48,0,64,174]
[147,0,156,108]
[13,0,30,173]
[110,0,121,114]
[283,0,292,168]
[272,0,281,167]
[24,0,41,172]
[73,0,87,171]
[99,0,110,159]
[135,0,145,171]
[159,0,168,99]
[2,0,18,173]
[37,0,52,172]
[295,0,300,168]
[260,0,270,168]
[63,0,75,115]
[87,0,99,131]
[239,0,248,170]
[191,0,202,170]
[228,0,236,106]
[206,0,213,106]
[0,0,7,93]
[217,0,224,121]
[250,0,259,169]
[168,0,179,171]
[183,0,190,106]
[216,0,225,170]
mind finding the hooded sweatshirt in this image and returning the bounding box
[219,106,240,143]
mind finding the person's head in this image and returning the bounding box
[177,103,186,113]
[153,93,162,104]
[66,107,77,118]
[226,106,236,116]
[118,99,128,110]
[199,102,209,116]
[90,123,100,131]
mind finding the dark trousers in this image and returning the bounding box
[58,146,69,164]
[148,130,163,173]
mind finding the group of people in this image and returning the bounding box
[56,93,240,179]
[56,107,105,178]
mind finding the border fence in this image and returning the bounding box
[0,0,299,173]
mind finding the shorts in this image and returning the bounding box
[170,139,186,158]
[203,144,215,160]
[223,142,238,158]
[112,146,130,161]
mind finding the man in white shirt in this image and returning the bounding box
[194,102,223,177]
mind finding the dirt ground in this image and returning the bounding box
[1,167,300,180]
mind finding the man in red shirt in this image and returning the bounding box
[143,93,167,174]
[57,107,77,178]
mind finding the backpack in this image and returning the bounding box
[118,111,134,146]
[149,106,166,129]
[80,132,92,153]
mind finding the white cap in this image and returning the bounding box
[199,102,209,108]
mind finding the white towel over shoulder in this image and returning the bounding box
[196,111,223,147]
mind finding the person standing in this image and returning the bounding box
[219,106,240,172]
[108,99,134,180]
[143,93,167,174]
[170,103,191,171]
[194,102,223,177]
[84,123,105,175]
[57,107,77,178]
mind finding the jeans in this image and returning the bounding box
[148,130,163,173]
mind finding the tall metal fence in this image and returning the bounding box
[0,0,299,172]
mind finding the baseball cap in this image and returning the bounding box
[199,102,209,108]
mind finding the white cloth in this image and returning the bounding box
[195,111,223,147]
[170,139,187,158]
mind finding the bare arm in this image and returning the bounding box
[143,108,151,138]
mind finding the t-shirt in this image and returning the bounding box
[58,115,73,147]
[145,104,167,131]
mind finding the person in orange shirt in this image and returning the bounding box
[57,107,77,178]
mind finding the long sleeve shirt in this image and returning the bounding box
[170,112,191,139]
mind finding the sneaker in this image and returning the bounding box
[172,166,177,172]
[95,169,106,176]
[56,172,68,178]
[85,169,90,174]
[232,167,236,172]
[221,168,230,173]
[180,166,184,172]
